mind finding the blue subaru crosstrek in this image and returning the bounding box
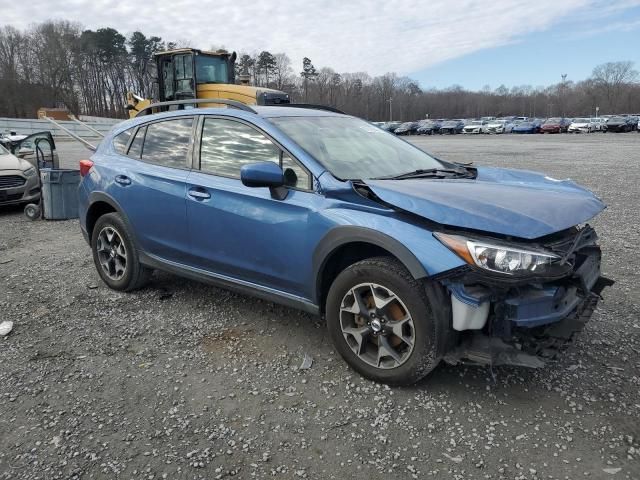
[78,104,612,385]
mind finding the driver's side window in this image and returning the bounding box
[199,118,311,190]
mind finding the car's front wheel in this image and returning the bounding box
[326,257,448,385]
[91,212,152,291]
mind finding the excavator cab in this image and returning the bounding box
[127,48,290,118]
[157,49,235,101]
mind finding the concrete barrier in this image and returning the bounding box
[0,116,122,139]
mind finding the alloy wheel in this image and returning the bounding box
[339,283,415,369]
[96,226,127,280]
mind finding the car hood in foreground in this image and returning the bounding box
[365,167,605,239]
[0,153,24,171]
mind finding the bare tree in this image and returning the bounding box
[591,61,639,112]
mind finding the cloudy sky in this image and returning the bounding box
[4,0,640,89]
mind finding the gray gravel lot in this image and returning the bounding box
[1,133,639,479]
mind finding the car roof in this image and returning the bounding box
[111,105,346,136]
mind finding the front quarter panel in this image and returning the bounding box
[311,199,467,303]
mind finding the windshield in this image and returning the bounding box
[0,144,8,155]
[470,120,483,125]
[195,55,229,84]
[270,116,443,180]
[608,116,624,122]
[545,118,561,124]
[573,118,589,123]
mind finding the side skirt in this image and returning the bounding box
[139,252,320,316]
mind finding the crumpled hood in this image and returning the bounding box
[365,167,605,239]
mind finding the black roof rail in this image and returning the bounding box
[278,104,346,114]
[131,98,258,116]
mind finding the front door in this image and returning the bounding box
[185,116,318,298]
[15,132,59,169]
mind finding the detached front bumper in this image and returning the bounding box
[441,228,614,367]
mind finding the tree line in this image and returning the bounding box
[1,21,638,121]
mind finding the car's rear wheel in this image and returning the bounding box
[326,257,448,385]
[91,212,152,291]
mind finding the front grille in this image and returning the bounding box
[0,193,23,202]
[0,174,26,189]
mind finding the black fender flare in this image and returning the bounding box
[86,192,139,243]
[312,226,428,305]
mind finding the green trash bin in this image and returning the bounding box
[40,168,81,220]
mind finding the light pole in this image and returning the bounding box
[388,97,393,121]
[561,74,567,116]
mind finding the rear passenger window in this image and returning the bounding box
[113,129,132,154]
[127,126,145,159]
[140,118,193,168]
[200,118,280,178]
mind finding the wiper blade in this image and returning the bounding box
[373,168,472,180]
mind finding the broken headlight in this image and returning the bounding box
[435,233,561,275]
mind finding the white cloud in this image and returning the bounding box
[2,0,638,75]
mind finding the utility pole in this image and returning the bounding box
[548,103,554,118]
[561,74,567,116]
[388,97,393,121]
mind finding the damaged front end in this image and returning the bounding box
[435,225,614,368]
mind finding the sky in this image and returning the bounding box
[3,0,640,90]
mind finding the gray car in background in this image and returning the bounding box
[0,143,40,206]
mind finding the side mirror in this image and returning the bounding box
[241,161,287,200]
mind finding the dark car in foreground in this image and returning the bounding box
[79,104,611,385]
[606,116,635,132]
[438,119,465,134]
[540,117,571,133]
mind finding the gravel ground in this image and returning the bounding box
[1,133,639,479]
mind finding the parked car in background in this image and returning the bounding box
[568,118,597,133]
[439,119,465,134]
[591,118,607,132]
[512,120,542,134]
[462,120,488,134]
[416,120,441,135]
[540,117,571,133]
[604,116,635,133]
[394,122,419,135]
[78,104,611,385]
[637,117,640,132]
[485,119,514,134]
[380,121,402,133]
[0,142,40,206]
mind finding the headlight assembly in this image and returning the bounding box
[23,166,36,177]
[434,233,561,276]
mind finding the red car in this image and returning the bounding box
[540,117,571,133]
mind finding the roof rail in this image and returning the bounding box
[279,104,346,114]
[131,98,258,117]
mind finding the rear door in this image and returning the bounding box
[108,117,195,263]
[185,116,318,298]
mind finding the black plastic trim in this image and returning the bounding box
[312,226,428,304]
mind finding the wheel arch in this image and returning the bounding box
[85,192,136,243]
[312,227,428,311]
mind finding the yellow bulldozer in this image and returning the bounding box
[126,48,291,118]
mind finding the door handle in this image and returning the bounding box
[188,187,211,200]
[115,175,131,186]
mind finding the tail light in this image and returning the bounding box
[79,159,94,177]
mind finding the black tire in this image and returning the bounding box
[24,203,41,221]
[326,257,449,385]
[91,212,152,291]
